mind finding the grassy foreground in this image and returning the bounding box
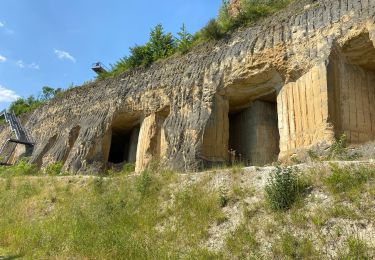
[0,162,375,259]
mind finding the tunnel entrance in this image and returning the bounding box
[108,126,140,164]
[228,92,280,166]
[200,70,282,168]
[328,32,375,143]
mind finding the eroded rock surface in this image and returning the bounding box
[1,0,375,173]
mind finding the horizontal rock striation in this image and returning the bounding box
[1,0,375,172]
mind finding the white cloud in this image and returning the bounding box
[16,60,25,68]
[0,21,14,34]
[16,60,40,70]
[28,62,40,70]
[54,49,76,63]
[0,55,6,62]
[0,85,19,102]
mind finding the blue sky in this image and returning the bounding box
[0,0,221,110]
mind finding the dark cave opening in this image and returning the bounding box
[228,93,280,166]
[108,126,140,164]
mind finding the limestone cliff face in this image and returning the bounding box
[2,0,375,173]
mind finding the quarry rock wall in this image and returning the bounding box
[1,0,375,173]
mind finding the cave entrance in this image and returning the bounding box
[200,70,282,168]
[107,115,141,165]
[108,127,139,164]
[328,32,375,143]
[228,92,280,166]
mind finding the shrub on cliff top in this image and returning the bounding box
[8,86,63,116]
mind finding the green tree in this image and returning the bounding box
[176,24,193,54]
[149,24,176,60]
[41,86,62,101]
[127,44,153,68]
[9,96,43,116]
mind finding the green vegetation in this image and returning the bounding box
[8,86,62,116]
[265,167,307,211]
[106,163,136,176]
[0,158,39,176]
[324,164,375,197]
[272,233,319,259]
[0,168,226,258]
[225,224,259,258]
[0,160,375,259]
[339,237,375,259]
[44,161,64,176]
[98,24,192,80]
[195,0,295,41]
[1,160,375,258]
[302,134,361,163]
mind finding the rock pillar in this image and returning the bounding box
[277,63,334,158]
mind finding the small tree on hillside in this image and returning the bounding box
[176,24,193,54]
[40,86,62,101]
[149,24,176,60]
[126,44,154,68]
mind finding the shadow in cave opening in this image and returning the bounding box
[228,92,280,166]
[108,125,140,165]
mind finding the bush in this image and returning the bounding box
[100,24,180,79]
[2,159,39,176]
[44,161,64,175]
[199,19,225,41]
[265,167,305,211]
[136,170,152,195]
[9,86,63,116]
[9,96,43,116]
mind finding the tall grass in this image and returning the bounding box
[0,170,224,258]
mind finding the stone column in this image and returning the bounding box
[277,63,334,158]
[201,94,230,163]
[135,113,167,172]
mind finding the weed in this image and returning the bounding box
[136,170,152,196]
[272,233,319,259]
[265,167,307,211]
[199,19,225,41]
[328,134,348,160]
[219,186,229,208]
[339,237,374,259]
[324,164,375,197]
[93,177,105,194]
[311,208,329,228]
[122,163,135,174]
[327,205,359,220]
[225,224,260,258]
